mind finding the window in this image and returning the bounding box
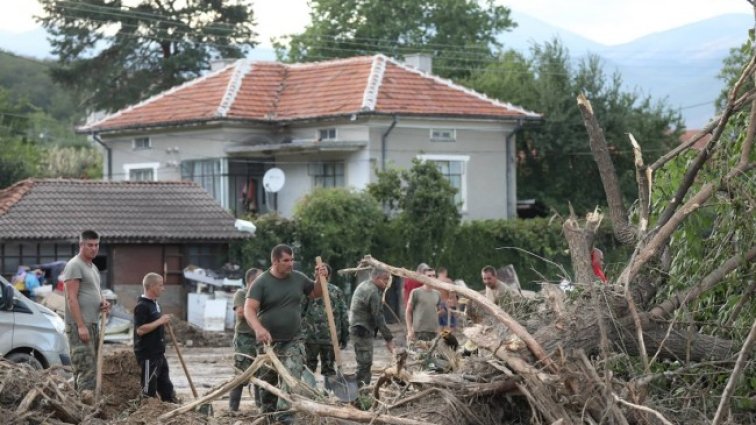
[430,128,456,142]
[129,168,154,181]
[318,128,337,141]
[133,137,151,150]
[417,154,470,211]
[309,162,345,188]
[181,158,227,207]
[124,162,158,181]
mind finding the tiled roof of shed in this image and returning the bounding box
[80,55,540,132]
[0,179,248,242]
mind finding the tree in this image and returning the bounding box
[465,40,684,214]
[37,0,257,112]
[368,159,460,267]
[274,0,515,80]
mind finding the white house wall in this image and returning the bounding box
[365,117,516,220]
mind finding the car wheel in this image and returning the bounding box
[6,352,44,369]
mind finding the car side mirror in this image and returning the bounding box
[2,283,14,311]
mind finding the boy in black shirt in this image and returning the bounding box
[133,272,177,402]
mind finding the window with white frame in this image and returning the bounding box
[133,137,151,150]
[430,128,456,142]
[318,128,337,141]
[180,158,226,205]
[417,154,469,210]
[308,162,345,188]
[124,162,159,181]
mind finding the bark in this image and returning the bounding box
[562,208,602,284]
[577,94,637,245]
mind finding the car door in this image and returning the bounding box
[0,278,15,356]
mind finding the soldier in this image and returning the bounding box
[244,244,324,424]
[61,229,110,395]
[229,267,262,412]
[349,267,395,387]
[301,263,349,377]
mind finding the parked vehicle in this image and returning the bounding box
[0,275,70,369]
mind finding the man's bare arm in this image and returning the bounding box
[136,314,171,336]
[64,279,85,328]
[244,298,270,343]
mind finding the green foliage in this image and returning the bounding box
[368,159,460,267]
[234,213,298,270]
[39,145,102,179]
[293,187,384,278]
[275,0,515,80]
[38,0,257,112]
[716,36,753,112]
[464,40,684,214]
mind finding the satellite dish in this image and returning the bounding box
[263,168,285,193]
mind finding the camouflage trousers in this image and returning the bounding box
[305,342,335,376]
[65,322,100,391]
[351,328,374,387]
[256,339,305,414]
[229,332,260,411]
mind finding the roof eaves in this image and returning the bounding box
[77,62,238,133]
[384,56,542,119]
[85,117,275,135]
[361,54,387,111]
[216,60,255,118]
[0,179,35,214]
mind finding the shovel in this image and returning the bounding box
[95,311,107,402]
[166,321,213,416]
[316,257,359,402]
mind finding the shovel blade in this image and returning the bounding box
[325,373,359,402]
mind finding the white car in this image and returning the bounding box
[0,276,70,369]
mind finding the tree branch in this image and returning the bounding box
[711,318,756,425]
[649,246,756,319]
[628,133,651,232]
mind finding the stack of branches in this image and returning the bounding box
[0,360,104,425]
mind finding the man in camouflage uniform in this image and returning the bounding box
[244,244,325,424]
[229,267,262,411]
[349,267,395,387]
[301,263,349,377]
[62,230,110,395]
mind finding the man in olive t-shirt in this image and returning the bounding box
[244,244,324,420]
[62,230,110,393]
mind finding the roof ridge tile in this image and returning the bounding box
[216,59,255,117]
[361,55,386,111]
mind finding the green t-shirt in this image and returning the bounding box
[409,287,441,333]
[62,255,102,325]
[248,270,314,341]
[233,288,254,335]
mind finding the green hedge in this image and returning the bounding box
[232,212,625,293]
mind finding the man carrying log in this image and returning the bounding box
[133,273,177,403]
[349,267,395,387]
[244,244,324,424]
[228,267,261,412]
[405,267,441,343]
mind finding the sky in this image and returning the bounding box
[0,0,751,47]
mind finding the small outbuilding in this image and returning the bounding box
[0,179,251,316]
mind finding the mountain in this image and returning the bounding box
[0,28,53,59]
[499,12,751,128]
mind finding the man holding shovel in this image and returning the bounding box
[133,272,177,403]
[244,244,324,423]
[62,229,110,396]
[301,263,349,378]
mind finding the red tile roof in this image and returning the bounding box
[680,130,713,150]
[0,179,249,242]
[80,55,540,133]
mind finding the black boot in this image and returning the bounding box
[229,384,243,411]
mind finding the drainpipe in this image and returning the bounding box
[92,133,112,181]
[505,120,524,219]
[381,116,398,171]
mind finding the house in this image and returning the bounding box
[0,179,250,316]
[680,129,712,150]
[79,54,541,219]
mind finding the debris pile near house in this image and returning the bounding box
[169,316,233,347]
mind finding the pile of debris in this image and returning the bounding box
[169,317,232,348]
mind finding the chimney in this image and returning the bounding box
[403,53,433,74]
